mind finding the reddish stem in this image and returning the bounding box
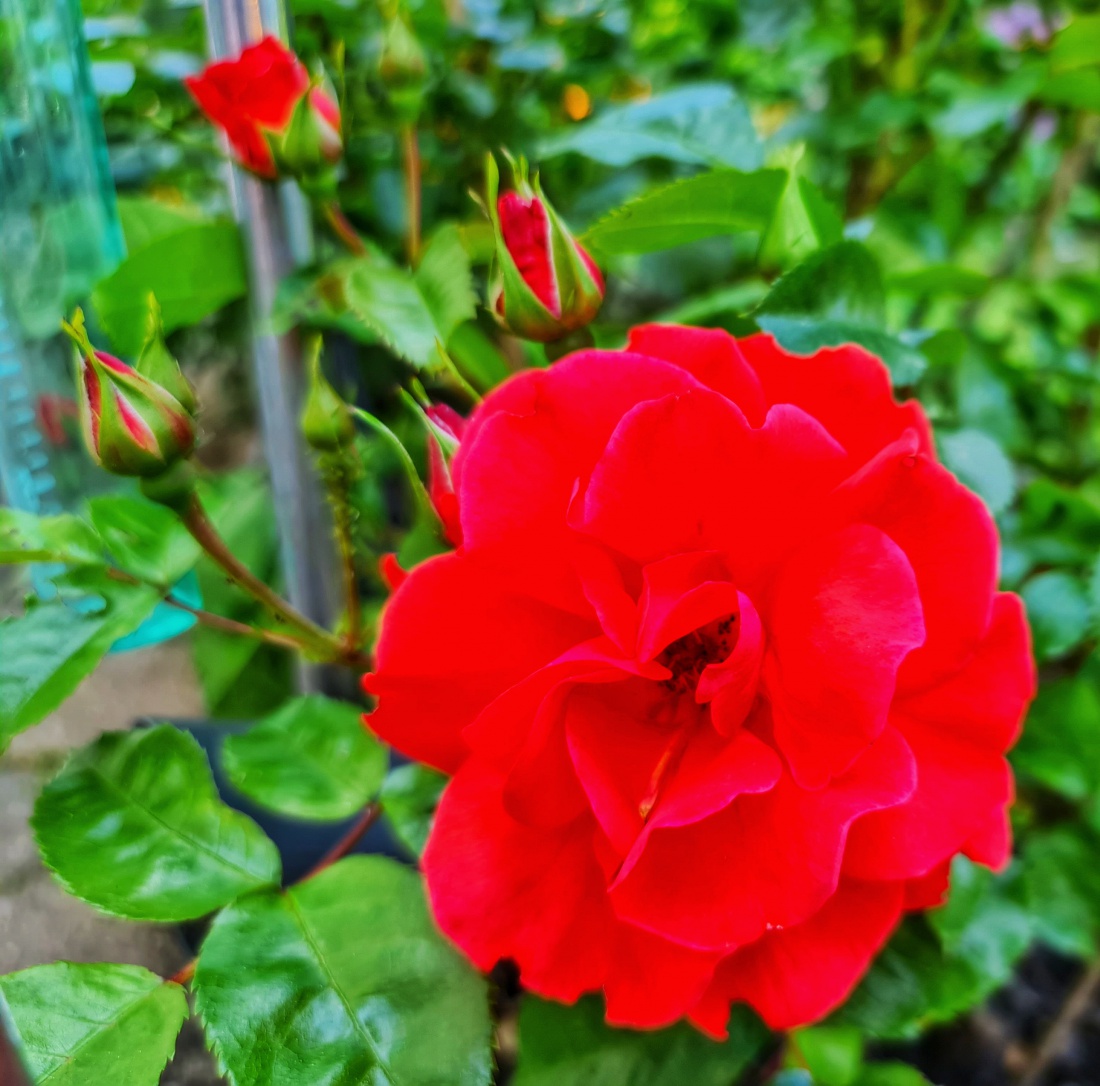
[301,803,383,881]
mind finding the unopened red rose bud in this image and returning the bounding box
[485,152,605,343]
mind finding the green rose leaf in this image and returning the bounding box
[92,220,247,355]
[583,169,786,255]
[381,762,447,858]
[0,962,187,1086]
[1020,570,1091,661]
[0,508,103,567]
[222,694,387,821]
[538,85,762,170]
[87,494,202,586]
[755,241,927,385]
[513,996,769,1086]
[0,576,160,752]
[193,855,493,1086]
[856,1066,932,1086]
[1021,825,1100,958]
[792,1025,864,1086]
[33,724,281,920]
[414,224,477,346]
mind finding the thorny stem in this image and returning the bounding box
[180,494,368,667]
[402,125,422,267]
[322,200,367,256]
[1018,959,1100,1086]
[168,960,196,987]
[324,461,364,653]
[103,568,308,655]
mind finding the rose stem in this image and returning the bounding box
[104,568,310,656]
[301,803,383,881]
[321,200,367,256]
[179,494,359,664]
[401,124,422,267]
[1018,958,1100,1086]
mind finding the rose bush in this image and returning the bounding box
[366,324,1035,1032]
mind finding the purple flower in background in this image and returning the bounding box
[985,3,1053,47]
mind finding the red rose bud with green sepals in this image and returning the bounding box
[185,36,341,180]
[63,310,196,479]
[424,404,467,546]
[486,153,605,343]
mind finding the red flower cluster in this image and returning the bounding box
[365,326,1034,1032]
[185,37,340,179]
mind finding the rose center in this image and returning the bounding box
[657,614,737,697]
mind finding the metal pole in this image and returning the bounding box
[200,0,343,692]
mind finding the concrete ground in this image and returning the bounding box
[0,639,223,1085]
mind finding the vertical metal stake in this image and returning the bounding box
[200,0,343,692]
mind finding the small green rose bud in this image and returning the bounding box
[301,338,356,452]
[486,152,605,344]
[377,4,428,122]
[63,309,197,479]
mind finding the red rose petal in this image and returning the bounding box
[739,333,934,465]
[424,759,612,1002]
[363,552,596,773]
[764,524,925,787]
[454,351,702,611]
[627,324,767,426]
[689,878,905,1034]
[611,725,915,951]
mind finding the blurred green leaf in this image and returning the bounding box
[1013,673,1100,800]
[92,221,246,355]
[856,1066,932,1086]
[193,856,493,1086]
[0,962,187,1086]
[939,429,1016,516]
[584,169,785,255]
[380,762,447,858]
[0,577,160,751]
[1020,571,1091,661]
[115,196,202,251]
[33,724,281,920]
[0,509,103,567]
[1049,15,1100,73]
[539,85,762,169]
[222,695,387,821]
[415,223,478,346]
[514,996,769,1086]
[87,494,201,585]
[1021,826,1100,958]
[792,1025,863,1086]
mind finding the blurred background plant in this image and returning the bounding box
[2,0,1100,1084]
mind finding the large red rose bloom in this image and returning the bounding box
[364,326,1035,1033]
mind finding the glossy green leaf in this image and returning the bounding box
[415,224,477,346]
[513,996,768,1086]
[0,509,103,566]
[754,241,927,385]
[222,695,387,821]
[758,170,843,270]
[1020,571,1091,661]
[33,725,281,920]
[116,195,203,252]
[381,763,447,858]
[92,221,247,355]
[792,1026,863,1086]
[939,429,1016,516]
[539,84,762,169]
[87,494,201,586]
[0,578,160,751]
[344,254,440,368]
[583,169,785,255]
[193,855,493,1086]
[0,962,187,1086]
